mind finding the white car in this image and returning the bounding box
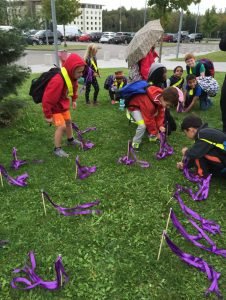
[99,34,115,44]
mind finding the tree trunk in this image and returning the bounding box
[63,24,67,47]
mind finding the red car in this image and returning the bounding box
[78,33,91,42]
[163,33,174,43]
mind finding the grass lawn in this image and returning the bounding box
[171,51,226,62]
[26,44,87,51]
[1,69,226,299]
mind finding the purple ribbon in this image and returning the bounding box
[182,161,212,201]
[165,234,222,297]
[11,147,27,170]
[72,122,95,151]
[118,141,150,168]
[80,67,94,93]
[42,191,101,216]
[11,252,69,290]
[156,133,174,160]
[174,186,221,235]
[0,164,28,187]
[171,210,226,258]
[75,156,97,180]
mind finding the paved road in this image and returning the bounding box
[17,42,223,73]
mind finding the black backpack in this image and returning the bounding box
[29,67,62,103]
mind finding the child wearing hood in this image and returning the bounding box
[42,53,86,158]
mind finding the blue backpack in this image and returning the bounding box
[117,80,149,107]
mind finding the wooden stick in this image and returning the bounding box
[59,254,63,287]
[41,191,47,216]
[0,171,3,187]
[127,140,130,159]
[157,208,172,261]
[75,162,78,180]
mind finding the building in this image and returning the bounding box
[72,1,104,33]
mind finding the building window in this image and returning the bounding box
[87,27,89,30]
[95,17,97,19]
[87,22,89,25]
[91,22,93,24]
[91,16,93,19]
[95,22,97,25]
[80,16,83,19]
[81,27,83,30]
[91,27,93,30]
[95,27,97,30]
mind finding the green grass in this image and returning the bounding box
[26,44,87,51]
[171,51,226,62]
[1,70,226,299]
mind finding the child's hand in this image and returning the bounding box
[72,102,77,110]
[177,162,184,170]
[182,147,188,156]
[159,126,166,132]
[45,117,53,124]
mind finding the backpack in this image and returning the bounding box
[104,75,114,90]
[29,67,62,103]
[198,58,215,77]
[197,76,219,97]
[117,80,149,108]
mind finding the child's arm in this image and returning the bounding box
[184,96,199,113]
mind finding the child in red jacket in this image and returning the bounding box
[128,86,179,150]
[42,53,86,158]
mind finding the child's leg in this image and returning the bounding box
[92,77,99,103]
[52,113,69,157]
[130,111,146,146]
[220,75,226,132]
[85,81,92,104]
[109,90,114,100]
[199,92,212,110]
[54,125,66,148]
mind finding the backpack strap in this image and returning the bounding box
[61,67,73,97]
[199,138,225,150]
[172,78,183,87]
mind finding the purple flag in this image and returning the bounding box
[0,164,28,187]
[118,141,150,168]
[171,210,226,258]
[75,156,97,180]
[11,147,27,170]
[182,159,212,201]
[174,186,221,235]
[42,191,101,216]
[11,252,69,290]
[72,122,95,151]
[165,234,222,297]
[156,132,174,160]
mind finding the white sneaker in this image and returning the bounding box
[54,148,69,158]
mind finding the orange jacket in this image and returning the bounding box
[128,86,165,135]
[42,54,86,118]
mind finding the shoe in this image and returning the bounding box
[67,138,82,147]
[149,135,157,142]
[111,100,116,104]
[93,101,98,105]
[86,101,91,105]
[54,148,69,158]
[132,142,140,151]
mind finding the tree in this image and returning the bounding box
[202,7,218,42]
[0,29,30,126]
[41,0,80,47]
[0,0,8,25]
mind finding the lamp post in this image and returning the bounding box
[51,0,59,67]
[176,9,183,59]
[194,4,200,34]
[119,5,122,31]
[144,0,148,26]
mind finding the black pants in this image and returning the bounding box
[220,75,226,132]
[165,108,177,135]
[85,77,99,103]
[109,90,120,101]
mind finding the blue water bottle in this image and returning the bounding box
[119,99,125,111]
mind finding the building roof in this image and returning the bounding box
[80,0,105,6]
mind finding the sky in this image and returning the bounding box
[103,0,226,14]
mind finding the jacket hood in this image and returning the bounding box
[63,53,86,80]
[148,63,165,79]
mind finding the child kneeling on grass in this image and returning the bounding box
[104,71,127,104]
[128,86,179,150]
[42,53,86,158]
[177,115,226,178]
[184,74,212,112]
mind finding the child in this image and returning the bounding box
[184,53,205,77]
[42,53,86,158]
[104,71,127,104]
[148,63,177,135]
[168,66,184,90]
[84,43,100,105]
[177,115,226,178]
[184,74,212,112]
[139,46,159,80]
[128,86,179,150]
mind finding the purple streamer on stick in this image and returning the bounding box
[75,156,97,180]
[42,191,101,216]
[11,252,68,290]
[80,67,94,93]
[182,160,212,201]
[171,210,226,258]
[156,132,174,160]
[11,147,27,170]
[174,186,221,235]
[118,141,150,168]
[0,164,28,187]
[164,234,222,297]
[72,122,95,151]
